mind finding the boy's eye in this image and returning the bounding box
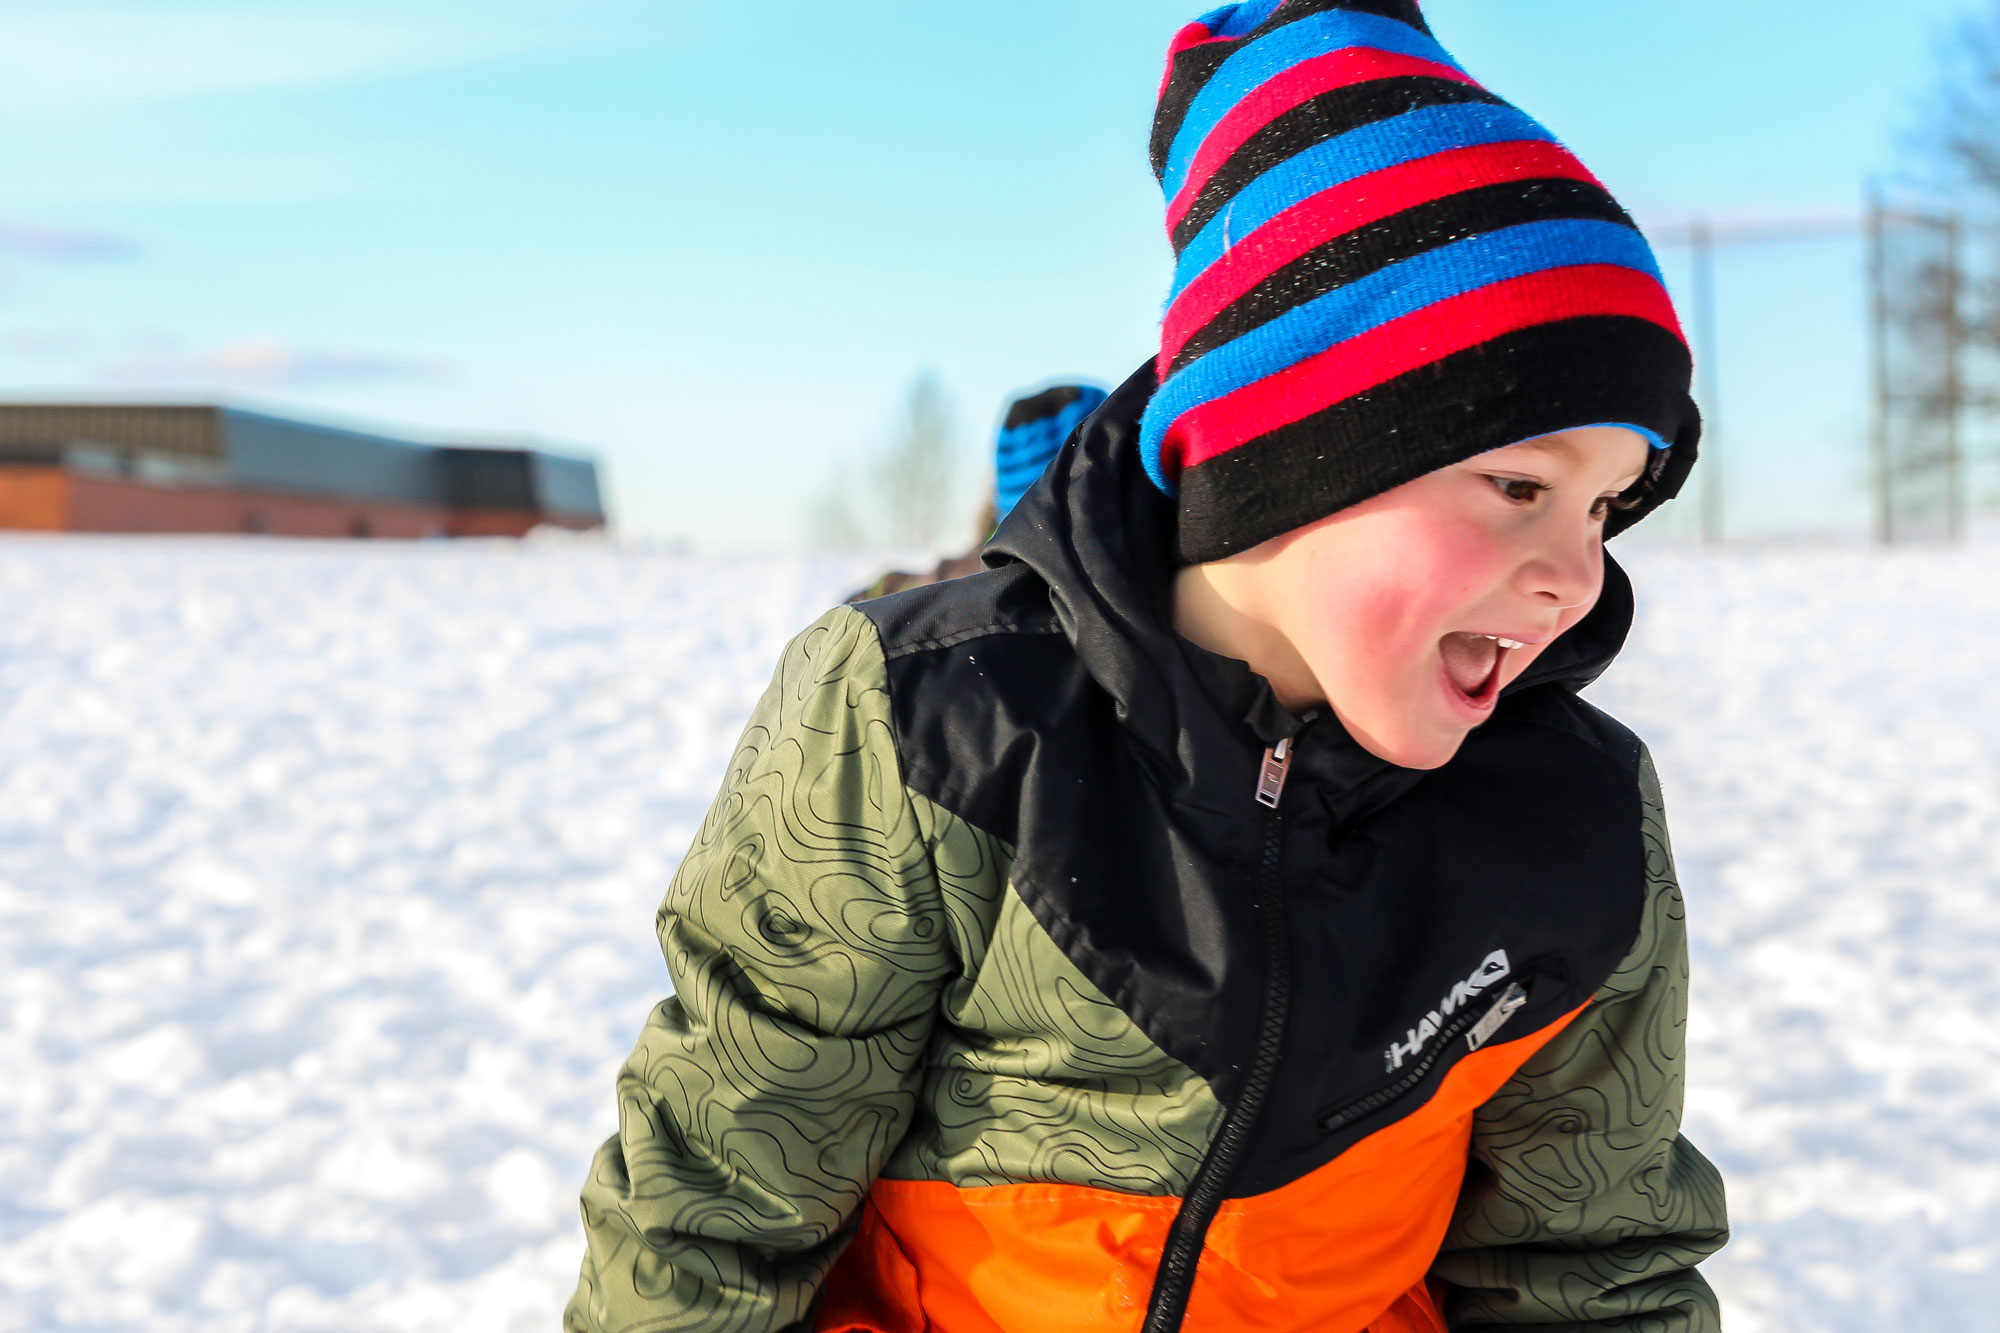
[1593,486,1648,519]
[1487,475,1549,503]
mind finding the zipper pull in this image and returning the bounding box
[1256,737,1292,809]
[1466,982,1529,1052]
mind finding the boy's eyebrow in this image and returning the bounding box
[1496,433,1643,488]
[1503,436,1574,458]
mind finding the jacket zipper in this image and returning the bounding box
[1318,980,1530,1135]
[1141,737,1295,1333]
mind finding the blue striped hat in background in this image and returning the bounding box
[996,384,1109,520]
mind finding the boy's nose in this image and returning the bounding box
[1517,532,1601,611]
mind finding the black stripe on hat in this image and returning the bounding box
[1173,317,1695,563]
[1004,385,1088,430]
[1152,42,1235,180]
[1170,178,1640,374]
[1264,0,1432,32]
[1170,77,1506,252]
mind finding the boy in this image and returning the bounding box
[570,2,1727,1330]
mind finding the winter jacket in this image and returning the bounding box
[568,365,1728,1332]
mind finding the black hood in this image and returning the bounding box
[984,360,1638,793]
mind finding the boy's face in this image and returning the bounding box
[1245,426,1652,770]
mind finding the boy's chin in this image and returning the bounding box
[1346,718,1472,771]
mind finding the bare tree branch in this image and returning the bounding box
[876,371,956,549]
[806,372,962,550]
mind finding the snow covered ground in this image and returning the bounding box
[1588,538,2000,1331]
[0,533,1992,1331]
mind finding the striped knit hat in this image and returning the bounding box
[996,384,1109,519]
[1142,0,1699,563]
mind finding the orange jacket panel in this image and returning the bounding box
[818,1009,1580,1333]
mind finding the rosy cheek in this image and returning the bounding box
[1416,523,1509,600]
[1287,502,1511,719]
[1344,583,1422,645]
[1373,526,1492,628]
[1345,568,1459,668]
[1336,571,1465,702]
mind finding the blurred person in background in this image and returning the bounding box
[569,3,1728,1330]
[847,383,1108,600]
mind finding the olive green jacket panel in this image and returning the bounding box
[1432,750,1729,1331]
[567,607,1227,1333]
[567,607,952,1333]
[887,862,1225,1194]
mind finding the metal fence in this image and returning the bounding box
[1868,191,1996,544]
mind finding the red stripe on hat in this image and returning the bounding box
[1161,139,1602,366]
[1159,265,1681,479]
[1165,48,1479,233]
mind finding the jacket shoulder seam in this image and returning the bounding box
[880,618,1064,661]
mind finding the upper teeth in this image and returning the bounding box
[1497,637,1526,650]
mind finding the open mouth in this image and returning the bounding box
[1439,633,1526,709]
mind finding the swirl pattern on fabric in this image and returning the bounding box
[890,873,1222,1193]
[569,607,952,1333]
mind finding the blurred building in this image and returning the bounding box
[0,404,606,538]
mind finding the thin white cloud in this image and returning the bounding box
[0,329,92,359]
[0,2,565,116]
[102,337,451,388]
[0,219,135,260]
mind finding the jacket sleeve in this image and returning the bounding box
[566,606,953,1333]
[1431,748,1729,1331]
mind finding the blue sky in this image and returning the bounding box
[0,0,1983,545]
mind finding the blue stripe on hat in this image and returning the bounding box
[1168,101,1557,304]
[997,440,1061,487]
[1164,9,1457,198]
[1184,0,1280,39]
[1142,218,1667,486]
[1578,422,1672,451]
[1194,1,1285,41]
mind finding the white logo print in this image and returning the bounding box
[1383,950,1513,1072]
